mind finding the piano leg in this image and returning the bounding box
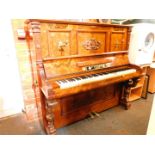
[120,85,131,110]
[120,79,139,110]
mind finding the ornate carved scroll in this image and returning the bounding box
[120,78,140,110]
[82,39,101,50]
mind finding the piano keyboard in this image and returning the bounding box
[56,68,136,89]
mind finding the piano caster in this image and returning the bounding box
[88,112,100,119]
[125,103,131,110]
[46,126,56,135]
[89,112,95,119]
[92,111,100,117]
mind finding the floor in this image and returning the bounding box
[0,93,154,135]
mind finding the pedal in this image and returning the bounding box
[92,112,100,117]
[89,112,95,119]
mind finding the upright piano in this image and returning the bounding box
[25,19,143,134]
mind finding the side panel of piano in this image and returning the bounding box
[25,20,135,134]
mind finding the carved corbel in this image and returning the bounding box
[45,100,58,134]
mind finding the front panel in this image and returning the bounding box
[54,84,121,128]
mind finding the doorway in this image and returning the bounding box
[0,19,24,118]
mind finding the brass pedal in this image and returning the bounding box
[92,112,100,117]
[89,112,95,119]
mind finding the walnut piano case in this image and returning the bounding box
[25,19,142,134]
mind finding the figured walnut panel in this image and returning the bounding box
[47,30,71,57]
[40,23,49,58]
[76,58,112,67]
[60,84,116,115]
[43,53,129,78]
[110,31,127,51]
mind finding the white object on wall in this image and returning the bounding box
[128,23,155,66]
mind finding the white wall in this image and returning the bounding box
[0,19,24,117]
[147,95,155,134]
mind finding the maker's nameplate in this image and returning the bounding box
[82,63,111,71]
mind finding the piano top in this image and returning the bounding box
[25,19,132,28]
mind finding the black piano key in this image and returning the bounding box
[75,77,82,80]
[81,76,88,79]
[61,80,68,83]
[57,81,62,84]
[86,75,93,78]
[93,73,99,76]
[97,73,105,75]
[78,76,85,79]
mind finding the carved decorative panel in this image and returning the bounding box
[77,31,108,55]
[82,39,101,50]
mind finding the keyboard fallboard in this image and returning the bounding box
[43,52,130,80]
